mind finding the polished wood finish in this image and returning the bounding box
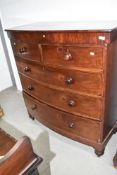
[0,129,42,175]
[7,26,117,156]
[11,41,41,62]
[23,92,100,143]
[8,31,110,44]
[42,45,104,69]
[0,128,16,155]
[16,57,104,96]
[20,74,103,120]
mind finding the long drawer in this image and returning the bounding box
[8,31,110,44]
[42,45,104,69]
[23,92,100,142]
[16,58,104,96]
[20,74,103,120]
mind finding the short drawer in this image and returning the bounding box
[42,45,103,69]
[11,40,41,62]
[16,58,104,96]
[20,75,103,120]
[16,57,44,79]
[23,92,100,142]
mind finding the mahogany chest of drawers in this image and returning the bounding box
[7,23,117,156]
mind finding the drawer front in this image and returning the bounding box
[23,92,100,142]
[8,31,110,44]
[16,58,103,96]
[20,75,103,120]
[16,57,44,80]
[42,45,103,69]
[43,67,103,96]
[11,41,41,62]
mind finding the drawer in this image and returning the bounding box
[42,45,103,69]
[20,75,103,120]
[16,57,44,79]
[8,31,110,44]
[43,66,104,96]
[23,92,100,142]
[11,40,41,62]
[16,58,104,96]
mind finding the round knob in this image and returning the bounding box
[42,34,46,38]
[24,66,30,72]
[31,104,37,110]
[19,47,27,54]
[65,77,73,85]
[68,122,75,128]
[68,100,75,107]
[28,85,33,91]
[13,42,16,46]
[64,52,72,61]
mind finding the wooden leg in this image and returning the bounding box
[28,112,35,120]
[95,148,105,157]
[113,151,117,168]
[94,122,117,157]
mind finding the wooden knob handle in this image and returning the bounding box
[64,52,72,61]
[24,66,30,72]
[65,77,73,85]
[68,100,75,107]
[31,104,37,110]
[19,47,27,54]
[68,122,75,128]
[28,85,33,91]
[57,47,72,61]
[13,42,16,46]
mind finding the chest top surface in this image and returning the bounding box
[6,21,117,31]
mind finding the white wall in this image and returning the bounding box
[0,0,117,28]
[3,29,22,91]
[0,35,12,91]
[0,0,117,90]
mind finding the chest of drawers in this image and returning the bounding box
[7,23,117,156]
